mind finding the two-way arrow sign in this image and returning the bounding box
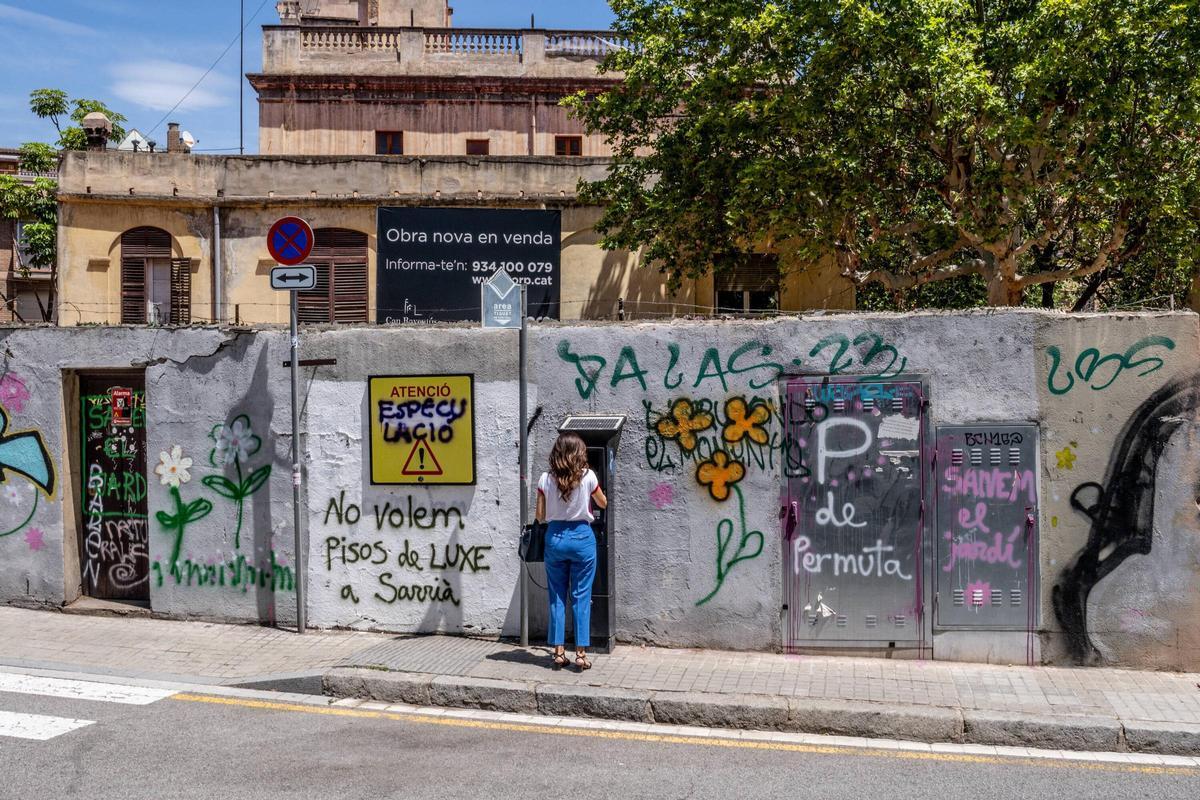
[270,265,316,291]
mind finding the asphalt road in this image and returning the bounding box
[0,669,1197,800]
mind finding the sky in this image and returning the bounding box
[0,0,616,153]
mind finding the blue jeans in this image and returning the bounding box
[544,520,597,648]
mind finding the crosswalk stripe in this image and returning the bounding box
[0,673,176,705]
[0,710,94,741]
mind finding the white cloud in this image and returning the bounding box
[0,3,94,36]
[109,60,233,113]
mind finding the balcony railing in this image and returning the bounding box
[424,28,523,56]
[545,31,634,57]
[285,25,628,61]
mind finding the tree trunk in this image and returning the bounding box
[986,274,1024,306]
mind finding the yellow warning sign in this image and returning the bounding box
[369,374,474,485]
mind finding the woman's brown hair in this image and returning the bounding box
[548,432,589,502]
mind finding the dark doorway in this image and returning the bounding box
[78,372,149,602]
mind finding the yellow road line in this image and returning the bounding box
[171,693,1198,777]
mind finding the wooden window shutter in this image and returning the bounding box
[169,258,191,324]
[715,253,781,293]
[298,229,368,324]
[120,227,171,324]
[120,257,146,324]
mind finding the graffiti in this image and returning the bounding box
[1046,336,1175,395]
[377,398,469,444]
[203,415,272,549]
[24,526,44,551]
[81,386,150,596]
[696,486,764,606]
[648,481,674,510]
[784,379,925,647]
[792,536,913,579]
[373,575,461,606]
[151,550,294,593]
[324,491,466,531]
[0,374,30,413]
[1055,446,1077,470]
[1052,374,1200,664]
[323,536,490,573]
[809,333,908,379]
[645,396,802,479]
[154,446,212,569]
[941,467,1036,502]
[696,451,745,502]
[0,401,55,502]
[557,334,908,401]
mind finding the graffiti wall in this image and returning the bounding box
[1037,316,1200,670]
[0,311,1196,669]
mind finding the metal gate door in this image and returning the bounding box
[935,424,1038,629]
[79,373,149,601]
[782,377,928,648]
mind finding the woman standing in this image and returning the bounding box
[536,432,608,671]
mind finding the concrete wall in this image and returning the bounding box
[0,310,1197,668]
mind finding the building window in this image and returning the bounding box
[297,228,368,324]
[554,136,583,157]
[465,139,490,156]
[375,131,403,155]
[715,254,780,314]
[13,220,32,270]
[120,227,190,324]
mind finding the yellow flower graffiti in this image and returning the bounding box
[655,399,714,452]
[722,398,771,445]
[1056,446,1077,470]
[697,451,746,502]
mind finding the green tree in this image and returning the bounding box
[0,90,127,321]
[569,0,1200,307]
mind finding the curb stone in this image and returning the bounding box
[323,668,436,705]
[429,675,539,713]
[650,692,790,730]
[537,684,653,722]
[322,669,1199,756]
[788,698,963,743]
[962,709,1123,751]
[1123,721,1200,756]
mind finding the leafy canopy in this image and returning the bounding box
[569,0,1200,307]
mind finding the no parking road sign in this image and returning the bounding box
[267,216,314,266]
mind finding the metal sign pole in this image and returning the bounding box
[518,285,529,647]
[290,291,306,634]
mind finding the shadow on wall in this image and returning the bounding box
[571,232,686,321]
[1052,372,1200,665]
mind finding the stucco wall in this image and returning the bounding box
[0,311,1196,668]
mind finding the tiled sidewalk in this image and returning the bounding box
[2,605,1199,728]
[344,634,1200,724]
[0,606,391,682]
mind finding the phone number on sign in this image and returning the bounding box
[472,261,555,273]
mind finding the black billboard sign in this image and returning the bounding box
[377,207,561,323]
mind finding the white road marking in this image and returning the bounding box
[0,710,94,741]
[0,673,176,705]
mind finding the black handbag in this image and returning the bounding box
[520,521,547,563]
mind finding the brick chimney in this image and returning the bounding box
[82,112,112,151]
[167,123,184,153]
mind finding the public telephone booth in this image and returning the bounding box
[555,414,624,653]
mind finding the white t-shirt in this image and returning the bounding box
[538,469,599,523]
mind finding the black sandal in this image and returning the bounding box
[575,651,591,671]
[551,649,569,669]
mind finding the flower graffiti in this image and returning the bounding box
[655,399,714,451]
[204,415,272,549]
[1056,446,1077,470]
[154,446,212,569]
[697,451,745,502]
[0,374,30,414]
[24,526,44,552]
[722,397,771,445]
[696,485,764,606]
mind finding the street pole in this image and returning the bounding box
[239,0,245,156]
[290,291,306,633]
[518,285,529,647]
